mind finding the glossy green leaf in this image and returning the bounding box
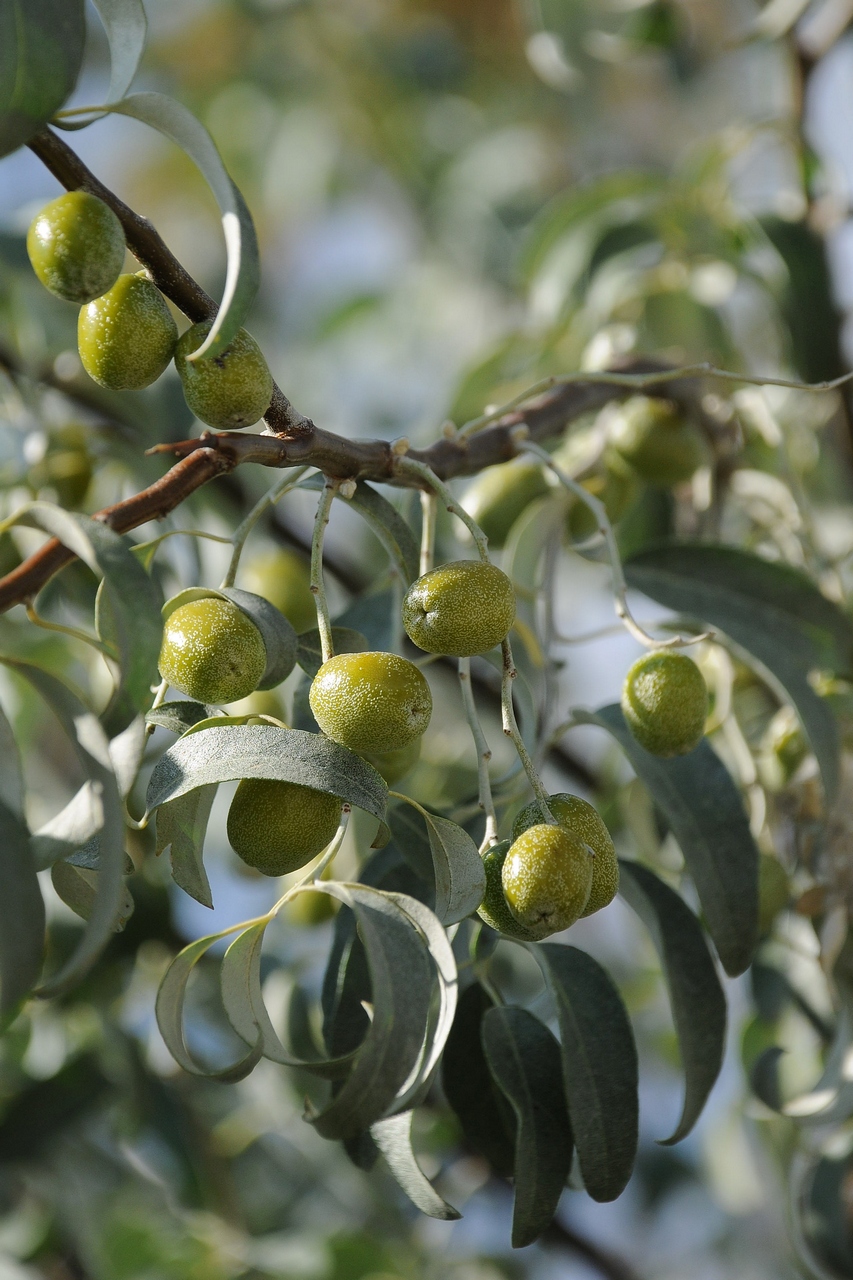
[625,543,853,798]
[395,801,485,926]
[441,983,515,1177]
[577,704,759,976]
[155,786,217,909]
[371,1111,460,1220]
[536,944,638,1203]
[91,0,147,102]
[619,859,726,1143]
[482,1005,573,1246]
[304,476,420,584]
[0,0,85,158]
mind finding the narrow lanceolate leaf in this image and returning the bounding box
[50,861,134,932]
[441,983,516,1177]
[30,782,103,869]
[482,1006,573,1247]
[0,0,85,158]
[371,1111,460,1220]
[146,724,388,837]
[0,706,41,1014]
[91,0,147,102]
[619,860,726,1143]
[578,705,759,977]
[145,701,218,736]
[75,93,259,360]
[625,543,853,799]
[155,786,217,909]
[304,476,420,584]
[536,945,638,1203]
[396,802,484,925]
[1,659,125,997]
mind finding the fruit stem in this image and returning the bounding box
[395,457,490,562]
[523,441,712,651]
[458,657,498,850]
[419,489,437,576]
[220,465,311,589]
[311,480,337,664]
[500,638,554,825]
[277,807,351,910]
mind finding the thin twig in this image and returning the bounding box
[220,466,311,588]
[310,481,336,664]
[500,638,553,823]
[419,489,437,576]
[458,657,498,850]
[395,456,491,559]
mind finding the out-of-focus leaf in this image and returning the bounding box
[0,1054,110,1162]
[619,859,726,1142]
[333,588,395,652]
[296,627,369,679]
[482,1005,573,1247]
[155,786,217,909]
[396,801,484,926]
[536,944,638,1202]
[577,704,759,976]
[304,476,419,584]
[442,983,516,1176]
[108,715,147,797]
[91,0,147,102]
[30,782,103,869]
[145,701,219,735]
[0,0,85,158]
[761,216,845,384]
[0,700,41,1017]
[625,543,853,798]
[51,860,134,932]
[371,1111,460,1220]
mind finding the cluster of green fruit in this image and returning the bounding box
[27,192,272,428]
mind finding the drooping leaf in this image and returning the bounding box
[155,786,217,909]
[577,704,759,976]
[145,701,219,736]
[441,983,516,1177]
[482,1005,573,1247]
[0,0,86,158]
[619,859,726,1142]
[625,543,853,798]
[371,1111,460,1220]
[394,801,485,926]
[536,944,638,1203]
[0,800,43,1019]
[304,476,419,584]
[387,803,435,884]
[91,0,147,102]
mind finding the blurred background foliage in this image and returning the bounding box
[4,0,853,1276]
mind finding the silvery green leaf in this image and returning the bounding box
[0,0,85,158]
[394,802,484,926]
[371,1111,460,1220]
[145,724,388,839]
[619,859,726,1143]
[146,701,218,735]
[482,1005,573,1246]
[296,628,369,679]
[64,836,132,874]
[442,983,515,1176]
[155,786,217,909]
[578,704,758,977]
[91,0,147,102]
[51,861,134,933]
[109,715,147,798]
[536,944,638,1203]
[30,782,103,870]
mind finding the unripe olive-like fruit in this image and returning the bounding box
[758,853,790,936]
[27,424,92,509]
[27,192,125,304]
[243,548,316,635]
[502,823,594,940]
[460,461,550,548]
[402,560,516,657]
[309,651,432,753]
[159,597,267,704]
[476,840,539,940]
[621,650,708,758]
[78,272,178,389]
[227,778,341,876]
[759,706,808,791]
[609,396,706,487]
[566,466,639,542]
[512,793,618,916]
[175,321,273,429]
[358,737,421,785]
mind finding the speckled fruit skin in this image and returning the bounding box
[243,548,316,634]
[501,823,594,940]
[175,321,273,429]
[358,737,421,785]
[621,650,708,758]
[27,192,125,304]
[402,560,516,657]
[78,273,177,389]
[513,793,618,916]
[609,396,706,487]
[159,597,267,704]
[227,778,341,876]
[476,840,539,940]
[461,461,550,548]
[309,651,432,753]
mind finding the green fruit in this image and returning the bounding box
[78,272,178,389]
[227,778,341,876]
[566,466,639,541]
[27,192,125,304]
[621,650,708,758]
[512,793,618,916]
[27,424,92,508]
[476,840,539,940]
[159,597,267,704]
[758,853,790,936]
[175,321,273,429]
[609,396,706,486]
[759,706,807,790]
[501,823,594,940]
[309,651,432,753]
[243,548,316,634]
[460,461,550,548]
[358,737,421,785]
[402,560,516,657]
